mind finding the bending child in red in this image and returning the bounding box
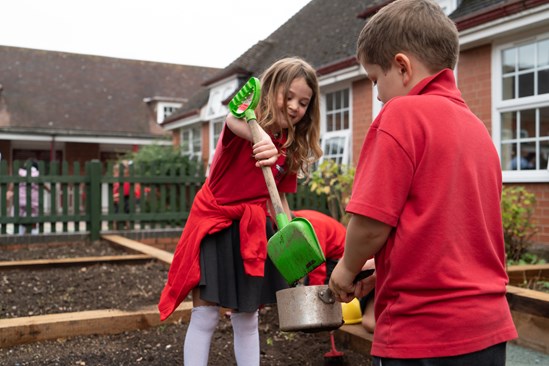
[292,209,345,286]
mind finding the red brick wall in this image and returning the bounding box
[459,46,549,248]
[457,45,493,132]
[201,122,210,169]
[352,78,373,166]
[171,130,180,147]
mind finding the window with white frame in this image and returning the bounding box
[321,88,351,165]
[494,35,549,181]
[207,117,225,172]
[210,118,224,152]
[372,84,383,120]
[156,102,182,123]
[180,125,202,161]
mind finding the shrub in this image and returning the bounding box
[117,143,202,176]
[501,186,539,264]
[308,160,355,224]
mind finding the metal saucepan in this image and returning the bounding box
[276,269,375,332]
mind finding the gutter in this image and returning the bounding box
[316,57,359,76]
[161,109,201,126]
[454,0,549,31]
[0,127,165,139]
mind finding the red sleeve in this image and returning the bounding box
[346,122,413,226]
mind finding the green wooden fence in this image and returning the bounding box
[0,160,328,241]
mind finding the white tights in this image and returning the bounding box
[183,305,219,366]
[182,307,260,366]
[231,311,260,366]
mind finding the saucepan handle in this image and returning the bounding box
[318,269,375,304]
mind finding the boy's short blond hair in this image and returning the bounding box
[356,0,459,73]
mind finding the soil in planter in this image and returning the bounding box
[0,240,131,261]
[1,260,167,318]
[0,305,373,365]
[0,241,373,365]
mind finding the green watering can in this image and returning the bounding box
[228,77,325,286]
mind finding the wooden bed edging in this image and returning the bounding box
[102,234,174,264]
[335,324,373,356]
[507,264,549,286]
[0,302,192,348]
[335,286,549,357]
[0,254,153,269]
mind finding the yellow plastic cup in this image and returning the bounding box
[341,297,362,325]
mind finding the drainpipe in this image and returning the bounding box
[50,135,55,161]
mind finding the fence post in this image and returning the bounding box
[88,160,102,241]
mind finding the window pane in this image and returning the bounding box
[325,137,345,156]
[343,111,349,130]
[501,142,515,170]
[181,133,190,152]
[518,44,535,71]
[508,144,533,170]
[335,114,341,131]
[502,76,515,100]
[541,107,549,137]
[325,89,350,133]
[541,139,549,170]
[327,115,334,132]
[539,69,549,95]
[538,39,549,67]
[520,109,536,138]
[192,127,201,153]
[502,48,516,74]
[501,111,516,140]
[518,72,534,98]
[519,142,536,170]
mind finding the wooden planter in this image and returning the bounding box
[0,235,178,348]
[506,264,549,354]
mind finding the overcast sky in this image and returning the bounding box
[1,0,312,68]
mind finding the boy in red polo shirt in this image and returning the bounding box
[329,0,517,365]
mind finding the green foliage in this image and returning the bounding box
[538,281,549,293]
[508,252,546,266]
[117,143,202,176]
[308,160,355,224]
[501,186,539,264]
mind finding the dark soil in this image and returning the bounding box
[0,241,372,365]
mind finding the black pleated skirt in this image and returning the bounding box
[198,218,288,312]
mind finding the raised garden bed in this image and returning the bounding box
[506,264,549,354]
[0,237,372,365]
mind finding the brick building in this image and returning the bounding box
[161,0,549,248]
[0,47,220,169]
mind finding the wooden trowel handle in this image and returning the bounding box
[247,118,287,219]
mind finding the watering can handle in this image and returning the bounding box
[246,117,290,228]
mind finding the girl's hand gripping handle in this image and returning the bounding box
[228,77,287,224]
